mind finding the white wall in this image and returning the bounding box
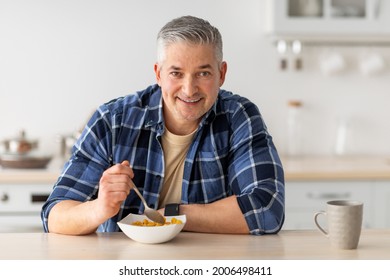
[1,0,390,157]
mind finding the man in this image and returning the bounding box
[41,15,284,235]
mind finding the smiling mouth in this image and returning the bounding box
[177,97,201,103]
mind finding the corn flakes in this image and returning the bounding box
[131,217,183,227]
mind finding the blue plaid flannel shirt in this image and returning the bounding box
[41,84,284,235]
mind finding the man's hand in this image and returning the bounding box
[48,160,135,235]
[95,160,134,221]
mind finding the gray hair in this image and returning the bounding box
[157,16,223,64]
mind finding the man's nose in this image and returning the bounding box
[181,76,198,97]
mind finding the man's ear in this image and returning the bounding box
[154,63,162,86]
[219,61,227,87]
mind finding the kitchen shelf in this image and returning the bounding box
[266,0,390,43]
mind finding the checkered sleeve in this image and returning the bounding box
[228,98,285,235]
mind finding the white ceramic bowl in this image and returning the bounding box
[117,214,186,244]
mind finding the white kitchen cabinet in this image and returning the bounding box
[265,0,390,41]
[373,181,390,228]
[0,184,52,232]
[284,180,375,229]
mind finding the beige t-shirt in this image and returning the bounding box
[158,128,196,208]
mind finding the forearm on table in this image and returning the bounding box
[47,200,102,235]
[180,196,249,234]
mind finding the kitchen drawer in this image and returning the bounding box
[373,181,390,228]
[0,214,44,233]
[283,208,372,230]
[285,181,373,208]
[0,184,51,212]
[283,210,316,230]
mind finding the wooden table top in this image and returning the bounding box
[1,229,389,260]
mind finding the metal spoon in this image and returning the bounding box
[130,181,165,224]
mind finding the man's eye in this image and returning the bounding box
[170,72,182,78]
[198,71,211,77]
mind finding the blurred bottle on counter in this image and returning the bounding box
[334,118,349,156]
[286,100,303,157]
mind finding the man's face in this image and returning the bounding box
[154,42,227,134]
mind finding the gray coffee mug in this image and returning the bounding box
[314,200,363,250]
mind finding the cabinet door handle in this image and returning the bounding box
[1,193,9,202]
[31,194,50,203]
[307,192,351,200]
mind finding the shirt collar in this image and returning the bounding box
[144,85,164,129]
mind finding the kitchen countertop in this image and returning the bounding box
[2,156,390,184]
[0,157,63,184]
[0,229,389,260]
[282,156,390,181]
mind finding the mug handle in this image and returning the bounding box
[314,211,329,237]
